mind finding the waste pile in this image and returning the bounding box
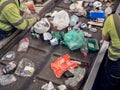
[30,0,114,89]
[30,0,114,53]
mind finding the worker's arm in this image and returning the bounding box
[102,34,110,41]
[101,15,112,42]
[2,3,39,30]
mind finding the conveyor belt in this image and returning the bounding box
[0,0,119,90]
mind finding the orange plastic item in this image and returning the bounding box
[26,1,36,11]
[51,54,78,78]
[27,4,35,11]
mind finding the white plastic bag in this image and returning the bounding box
[34,18,50,34]
[52,10,70,30]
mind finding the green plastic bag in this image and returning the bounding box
[63,29,84,50]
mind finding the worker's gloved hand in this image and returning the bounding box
[34,15,40,22]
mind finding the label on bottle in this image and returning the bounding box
[2,61,17,74]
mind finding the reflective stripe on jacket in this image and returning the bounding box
[102,15,120,61]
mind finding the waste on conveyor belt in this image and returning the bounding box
[0,0,117,88]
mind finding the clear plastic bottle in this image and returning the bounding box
[17,37,29,52]
[80,38,88,57]
[0,69,16,86]
[2,61,17,75]
[70,15,79,26]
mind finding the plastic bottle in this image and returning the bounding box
[80,38,88,57]
[0,74,16,86]
[1,51,16,61]
[17,37,29,52]
[70,15,79,26]
[2,61,17,75]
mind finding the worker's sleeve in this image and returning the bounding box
[102,15,112,37]
[2,4,37,30]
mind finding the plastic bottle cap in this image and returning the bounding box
[83,53,88,57]
[83,63,88,67]
[24,37,29,42]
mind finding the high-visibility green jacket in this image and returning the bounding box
[0,0,36,31]
[102,14,120,61]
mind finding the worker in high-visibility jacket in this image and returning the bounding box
[0,0,40,40]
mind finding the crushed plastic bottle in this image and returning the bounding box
[1,51,16,61]
[17,37,29,52]
[80,38,88,57]
[0,69,16,86]
[15,58,35,77]
[2,61,17,75]
[70,15,79,26]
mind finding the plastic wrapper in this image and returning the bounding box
[57,85,67,90]
[43,32,52,41]
[63,29,84,50]
[17,37,29,52]
[69,1,87,17]
[15,58,35,77]
[1,51,16,61]
[0,69,16,86]
[41,81,56,90]
[51,54,78,78]
[65,67,86,87]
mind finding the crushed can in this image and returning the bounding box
[2,61,17,74]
